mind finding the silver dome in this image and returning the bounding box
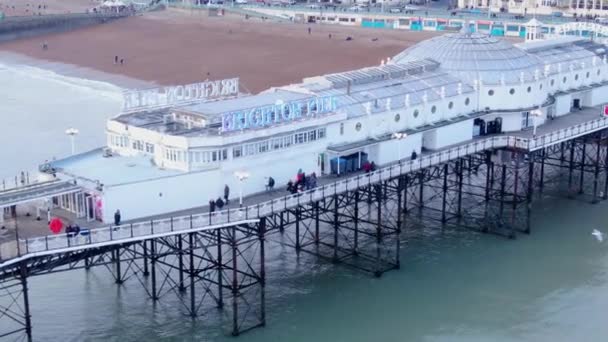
[392,32,542,85]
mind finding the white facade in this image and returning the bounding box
[48,32,608,222]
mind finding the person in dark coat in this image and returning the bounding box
[114,209,121,226]
[224,185,230,204]
[411,151,417,160]
[209,199,216,213]
[215,197,225,210]
[287,180,294,194]
[267,177,275,191]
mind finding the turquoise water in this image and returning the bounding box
[1,62,608,342]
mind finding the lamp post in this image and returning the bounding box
[392,132,408,161]
[530,109,542,138]
[65,128,79,156]
[234,171,250,208]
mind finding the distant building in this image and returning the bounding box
[458,0,608,17]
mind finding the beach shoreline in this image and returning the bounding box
[0,9,441,93]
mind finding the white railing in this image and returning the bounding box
[2,115,608,262]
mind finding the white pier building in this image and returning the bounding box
[40,22,608,223]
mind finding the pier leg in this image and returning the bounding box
[217,228,224,309]
[456,160,463,218]
[333,195,339,262]
[525,159,534,234]
[142,240,149,277]
[511,157,520,238]
[568,144,575,196]
[579,140,586,194]
[279,212,284,234]
[189,232,196,317]
[115,247,123,284]
[259,218,266,327]
[375,184,383,278]
[150,240,158,300]
[441,164,449,223]
[20,263,32,342]
[314,201,320,245]
[593,138,601,203]
[539,148,546,193]
[295,207,301,252]
[177,235,185,292]
[231,227,239,336]
[353,191,359,255]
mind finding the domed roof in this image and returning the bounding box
[392,32,542,85]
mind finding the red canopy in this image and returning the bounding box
[49,218,63,234]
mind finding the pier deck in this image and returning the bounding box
[1,105,605,249]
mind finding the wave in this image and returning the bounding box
[0,61,124,102]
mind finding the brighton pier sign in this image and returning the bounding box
[122,78,239,112]
[221,96,338,132]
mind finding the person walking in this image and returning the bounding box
[308,27,311,35]
[114,55,118,64]
[209,199,216,213]
[120,58,124,66]
[114,209,121,226]
[224,184,230,204]
[267,176,275,191]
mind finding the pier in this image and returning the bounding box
[1,106,608,340]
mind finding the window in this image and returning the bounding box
[395,114,401,122]
[465,98,470,106]
[413,109,419,118]
[586,71,590,78]
[539,84,543,90]
[563,76,567,83]
[355,122,362,131]
[527,86,532,93]
[340,123,344,135]
[448,102,453,109]
[132,140,144,151]
[308,130,317,141]
[488,89,495,96]
[551,79,555,86]
[575,74,579,81]
[509,88,515,95]
[233,146,243,158]
[598,69,601,76]
[431,105,437,114]
[258,141,269,153]
[145,143,155,154]
[318,128,326,139]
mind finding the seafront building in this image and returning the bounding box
[459,0,608,17]
[8,19,608,224]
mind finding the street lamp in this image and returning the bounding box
[530,109,542,138]
[392,132,407,161]
[65,128,79,156]
[234,171,250,207]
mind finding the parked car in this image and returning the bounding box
[308,4,320,9]
[235,0,248,4]
[552,11,563,17]
[389,7,401,13]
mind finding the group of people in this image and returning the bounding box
[209,185,230,213]
[114,55,125,66]
[361,161,377,173]
[286,169,317,194]
[65,223,81,237]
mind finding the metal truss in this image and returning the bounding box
[0,220,265,339]
[266,181,401,277]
